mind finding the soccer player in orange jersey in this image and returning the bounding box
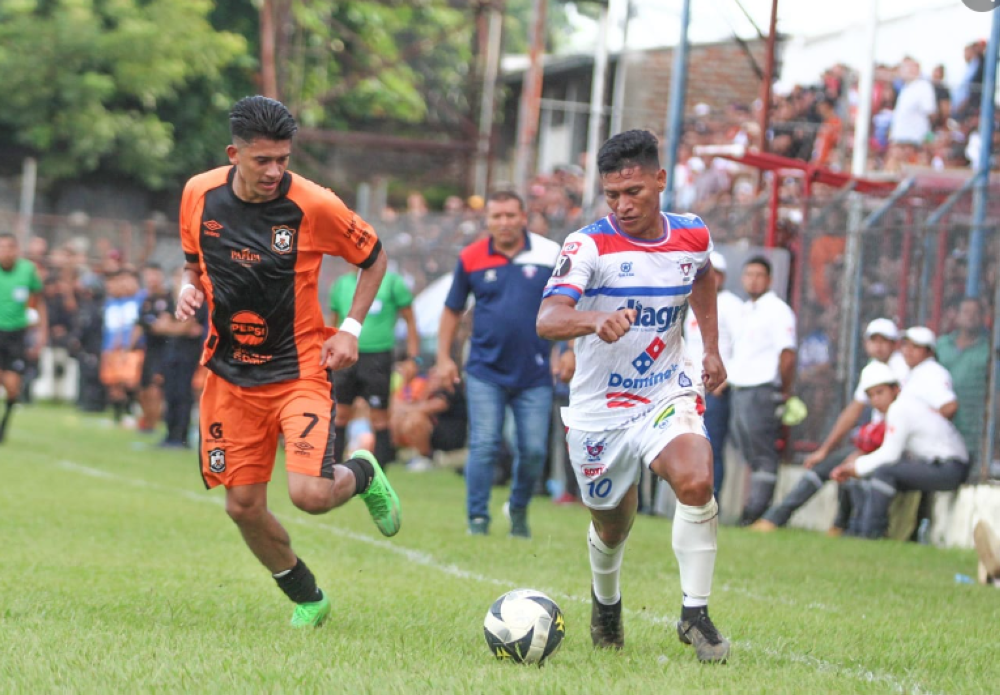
[174,96,401,628]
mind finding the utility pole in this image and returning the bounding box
[474,1,504,199]
[582,1,611,212]
[609,0,633,136]
[260,0,279,99]
[662,0,692,211]
[756,0,779,155]
[514,0,547,198]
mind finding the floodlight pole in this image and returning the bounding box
[514,0,548,199]
[582,1,611,212]
[661,0,691,212]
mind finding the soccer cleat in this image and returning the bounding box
[590,587,624,649]
[352,450,401,537]
[974,520,1000,581]
[749,519,777,533]
[468,517,489,536]
[290,591,331,628]
[677,606,730,663]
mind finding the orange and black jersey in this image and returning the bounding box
[180,166,381,387]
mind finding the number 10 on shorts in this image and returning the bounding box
[587,479,612,499]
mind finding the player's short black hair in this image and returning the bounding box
[744,255,772,276]
[486,189,525,211]
[230,96,298,144]
[597,130,660,175]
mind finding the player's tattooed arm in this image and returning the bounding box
[536,296,636,343]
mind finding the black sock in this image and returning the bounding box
[343,456,375,495]
[681,604,708,621]
[273,558,323,604]
[374,428,394,468]
[112,400,125,423]
[0,399,14,441]
[333,425,347,463]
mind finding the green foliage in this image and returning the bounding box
[0,0,245,188]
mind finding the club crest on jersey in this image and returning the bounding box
[584,437,606,462]
[679,257,695,281]
[208,448,226,473]
[485,269,498,282]
[522,264,538,279]
[272,226,296,254]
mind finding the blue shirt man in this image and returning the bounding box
[436,190,560,537]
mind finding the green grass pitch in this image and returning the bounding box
[1,404,998,693]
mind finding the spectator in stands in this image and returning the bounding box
[811,97,842,167]
[727,256,797,525]
[329,261,420,468]
[390,369,468,472]
[156,276,205,448]
[955,41,986,118]
[751,318,908,534]
[936,298,990,473]
[831,361,968,540]
[887,58,938,170]
[72,274,106,412]
[900,326,958,420]
[133,262,172,433]
[40,273,78,402]
[100,270,143,425]
[435,189,560,538]
[683,251,740,503]
[931,65,951,129]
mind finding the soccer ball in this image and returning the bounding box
[483,589,565,665]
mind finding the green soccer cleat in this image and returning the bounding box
[291,591,331,628]
[352,450,402,537]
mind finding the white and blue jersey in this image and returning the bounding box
[543,213,713,430]
[445,231,561,389]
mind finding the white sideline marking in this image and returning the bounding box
[56,460,936,695]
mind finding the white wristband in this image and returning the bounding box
[178,283,197,299]
[339,317,362,338]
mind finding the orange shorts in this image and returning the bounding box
[198,371,337,489]
[100,349,143,389]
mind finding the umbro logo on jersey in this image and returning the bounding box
[203,220,223,237]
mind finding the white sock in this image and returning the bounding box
[673,498,719,609]
[589,522,627,605]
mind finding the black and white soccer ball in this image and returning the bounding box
[483,589,565,665]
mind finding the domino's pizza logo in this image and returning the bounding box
[632,337,666,375]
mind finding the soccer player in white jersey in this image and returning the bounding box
[536,130,729,663]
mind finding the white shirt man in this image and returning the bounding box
[726,290,796,388]
[899,326,958,418]
[890,64,937,145]
[832,361,968,539]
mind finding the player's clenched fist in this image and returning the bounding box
[595,308,636,343]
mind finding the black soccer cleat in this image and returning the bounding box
[677,606,730,663]
[590,586,624,650]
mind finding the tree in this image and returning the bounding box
[0,0,246,188]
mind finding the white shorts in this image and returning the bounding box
[566,394,708,511]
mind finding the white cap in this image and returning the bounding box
[864,318,899,341]
[857,361,899,393]
[903,326,936,348]
[710,252,727,273]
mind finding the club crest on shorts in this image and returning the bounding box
[271,226,296,254]
[584,436,606,462]
[208,448,226,473]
